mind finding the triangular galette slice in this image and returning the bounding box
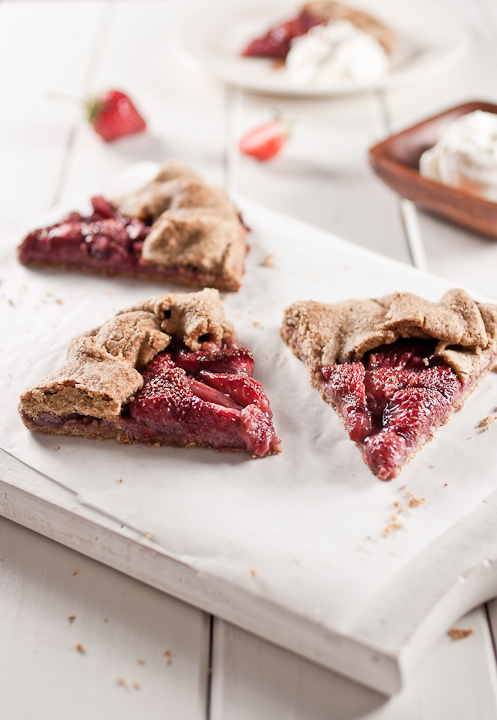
[20,289,281,458]
[18,162,248,292]
[282,289,497,479]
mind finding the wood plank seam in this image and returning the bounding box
[206,615,215,720]
[376,88,428,271]
[484,603,497,671]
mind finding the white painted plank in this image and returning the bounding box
[59,0,228,203]
[0,515,210,720]
[211,607,497,720]
[235,88,411,263]
[0,0,106,232]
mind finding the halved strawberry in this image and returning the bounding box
[86,90,146,142]
[239,118,289,161]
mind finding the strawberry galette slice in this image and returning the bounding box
[242,1,396,60]
[282,289,497,479]
[19,289,281,458]
[18,162,248,292]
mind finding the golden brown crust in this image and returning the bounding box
[19,289,236,422]
[302,0,397,55]
[281,289,497,381]
[123,288,235,351]
[113,162,247,291]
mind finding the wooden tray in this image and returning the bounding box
[369,101,497,238]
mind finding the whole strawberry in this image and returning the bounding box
[239,117,289,161]
[86,90,146,142]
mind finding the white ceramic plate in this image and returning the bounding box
[176,0,471,97]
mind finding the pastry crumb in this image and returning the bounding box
[55,446,61,451]
[72,570,79,576]
[383,521,403,537]
[118,477,123,483]
[103,618,108,623]
[55,297,63,304]
[164,649,174,657]
[448,627,474,640]
[479,415,496,430]
[422,357,429,367]
[249,567,258,578]
[144,530,153,537]
[262,253,276,267]
[68,615,76,623]
[132,682,141,690]
[252,321,260,327]
[406,492,425,508]
[137,658,145,665]
[117,677,126,687]
[75,643,85,653]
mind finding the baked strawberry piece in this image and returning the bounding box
[17,162,248,292]
[18,197,150,277]
[242,10,321,59]
[19,289,281,458]
[282,290,497,479]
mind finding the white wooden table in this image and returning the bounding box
[2,0,497,716]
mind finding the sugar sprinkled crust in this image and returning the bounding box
[113,162,247,291]
[20,289,235,422]
[281,289,497,381]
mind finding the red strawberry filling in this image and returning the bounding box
[242,11,322,59]
[18,197,150,274]
[319,340,463,480]
[24,344,281,458]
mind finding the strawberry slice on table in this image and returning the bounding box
[86,89,146,142]
[239,117,289,161]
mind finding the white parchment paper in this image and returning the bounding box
[2,163,497,638]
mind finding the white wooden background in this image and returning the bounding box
[2,0,497,716]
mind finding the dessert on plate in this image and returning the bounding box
[419,110,497,202]
[19,289,281,458]
[282,289,497,479]
[18,162,248,292]
[242,1,396,84]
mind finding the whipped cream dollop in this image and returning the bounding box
[420,110,497,202]
[286,19,390,85]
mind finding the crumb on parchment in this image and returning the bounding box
[479,415,497,431]
[383,521,403,538]
[406,492,425,508]
[262,254,276,267]
[68,615,76,623]
[448,627,474,640]
[75,643,85,653]
[249,567,258,578]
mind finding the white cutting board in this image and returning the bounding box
[2,163,497,695]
